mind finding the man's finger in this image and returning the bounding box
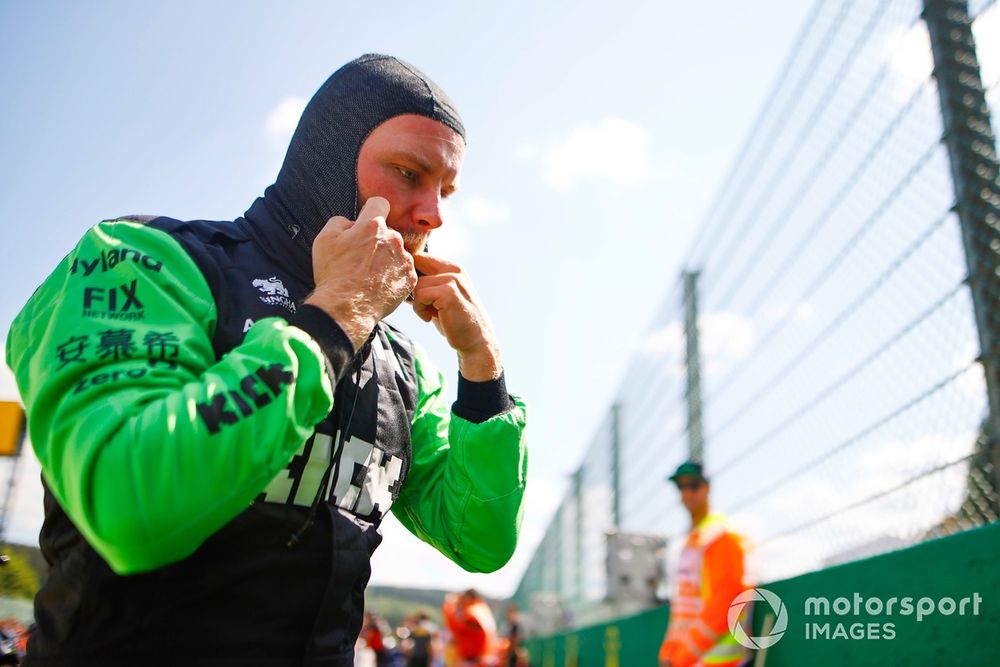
[318,216,353,237]
[411,300,438,322]
[412,283,465,311]
[357,196,390,224]
[415,272,472,301]
[412,253,462,275]
[414,272,462,288]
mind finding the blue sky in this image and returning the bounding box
[0,1,813,596]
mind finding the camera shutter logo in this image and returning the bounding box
[728,587,788,650]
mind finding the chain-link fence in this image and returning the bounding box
[512,0,1000,628]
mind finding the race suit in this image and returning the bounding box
[6,198,528,666]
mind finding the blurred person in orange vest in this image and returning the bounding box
[659,461,751,667]
[443,589,499,667]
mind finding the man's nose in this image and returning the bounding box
[413,192,443,230]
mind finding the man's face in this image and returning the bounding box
[356,114,465,254]
[674,476,709,514]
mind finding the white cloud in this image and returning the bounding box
[638,312,755,377]
[793,301,816,325]
[0,345,38,548]
[699,312,755,366]
[428,194,511,260]
[457,195,508,226]
[513,141,539,161]
[0,349,41,547]
[370,475,566,598]
[7,444,45,547]
[856,432,976,483]
[638,322,684,359]
[732,430,976,582]
[955,360,987,399]
[763,300,818,328]
[536,117,661,193]
[0,349,19,401]
[436,200,472,260]
[265,96,307,146]
[516,477,570,558]
[974,4,1000,87]
[371,513,519,598]
[883,22,933,103]
[879,8,1000,109]
[431,194,509,259]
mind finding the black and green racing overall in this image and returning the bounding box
[6,198,527,665]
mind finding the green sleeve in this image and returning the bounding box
[5,220,334,574]
[390,343,528,573]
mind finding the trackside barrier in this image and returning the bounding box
[522,520,1000,666]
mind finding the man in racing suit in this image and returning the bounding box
[6,54,527,666]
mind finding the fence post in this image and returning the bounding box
[923,0,1000,511]
[573,467,584,603]
[683,271,705,462]
[611,403,622,528]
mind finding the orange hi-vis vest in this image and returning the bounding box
[659,513,751,667]
[443,597,499,666]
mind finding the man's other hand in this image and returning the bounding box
[306,197,417,350]
[411,254,502,381]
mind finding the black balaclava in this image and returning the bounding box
[261,53,465,254]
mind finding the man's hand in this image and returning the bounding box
[305,197,417,350]
[410,254,502,382]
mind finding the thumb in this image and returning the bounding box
[357,196,390,224]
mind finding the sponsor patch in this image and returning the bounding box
[252,276,296,313]
[71,248,162,277]
[196,363,294,434]
[82,279,144,320]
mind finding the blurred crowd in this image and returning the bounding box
[355,591,528,667]
[1,591,532,667]
[0,619,27,665]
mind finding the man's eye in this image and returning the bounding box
[398,167,417,181]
